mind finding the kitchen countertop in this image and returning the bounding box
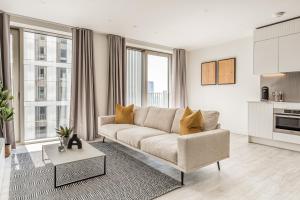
[248,101,300,109]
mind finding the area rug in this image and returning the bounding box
[9,142,181,200]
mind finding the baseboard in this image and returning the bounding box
[249,136,300,152]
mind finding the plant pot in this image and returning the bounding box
[5,144,11,158]
[63,137,69,146]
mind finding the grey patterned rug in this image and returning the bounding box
[9,142,181,200]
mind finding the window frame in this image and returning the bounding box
[126,46,172,108]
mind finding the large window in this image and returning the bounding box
[146,54,169,107]
[126,48,171,108]
[23,31,72,141]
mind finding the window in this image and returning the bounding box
[126,48,171,108]
[146,54,169,107]
[24,31,72,141]
[35,34,47,61]
[57,38,68,63]
[35,106,47,121]
[35,66,47,101]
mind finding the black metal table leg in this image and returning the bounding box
[54,166,57,188]
[104,155,106,175]
[53,155,106,188]
[181,171,184,185]
[217,161,220,171]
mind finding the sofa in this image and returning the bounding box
[98,107,230,184]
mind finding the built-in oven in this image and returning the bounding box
[273,108,300,136]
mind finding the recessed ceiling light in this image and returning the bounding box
[273,11,286,18]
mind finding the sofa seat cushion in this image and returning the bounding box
[117,127,167,148]
[99,124,136,139]
[141,134,178,164]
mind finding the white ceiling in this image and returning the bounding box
[1,0,300,50]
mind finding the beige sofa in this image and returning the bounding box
[98,107,230,184]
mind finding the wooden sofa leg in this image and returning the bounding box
[181,171,184,185]
[217,161,220,171]
[102,137,105,143]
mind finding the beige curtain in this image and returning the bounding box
[70,28,97,141]
[171,49,187,108]
[107,34,126,115]
[0,12,15,148]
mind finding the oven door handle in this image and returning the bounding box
[274,114,300,119]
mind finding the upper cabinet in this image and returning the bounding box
[253,18,300,75]
[254,38,278,74]
[279,32,300,72]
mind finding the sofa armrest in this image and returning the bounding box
[177,129,230,173]
[98,115,115,126]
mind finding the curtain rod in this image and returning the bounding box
[8,12,75,29]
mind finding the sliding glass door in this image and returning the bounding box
[126,48,171,108]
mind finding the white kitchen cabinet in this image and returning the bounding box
[253,38,278,75]
[248,102,273,139]
[279,32,300,72]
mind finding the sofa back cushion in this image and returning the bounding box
[143,107,177,132]
[134,106,149,126]
[171,108,220,133]
[202,111,220,131]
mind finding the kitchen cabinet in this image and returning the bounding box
[279,32,300,72]
[254,38,278,75]
[248,102,273,139]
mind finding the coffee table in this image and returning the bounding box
[42,140,106,188]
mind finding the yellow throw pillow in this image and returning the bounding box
[180,107,204,135]
[115,104,134,124]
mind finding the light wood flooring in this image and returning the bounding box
[2,133,300,200]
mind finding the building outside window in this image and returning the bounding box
[24,31,72,141]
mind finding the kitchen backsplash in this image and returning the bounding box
[260,72,300,102]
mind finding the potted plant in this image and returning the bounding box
[0,82,14,158]
[56,126,73,146]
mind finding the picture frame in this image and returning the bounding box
[217,58,236,85]
[201,61,217,85]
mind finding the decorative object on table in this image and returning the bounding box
[67,134,82,149]
[5,143,11,158]
[57,139,65,152]
[201,61,217,85]
[0,82,14,158]
[217,58,236,85]
[56,126,73,146]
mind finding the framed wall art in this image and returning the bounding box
[201,61,217,85]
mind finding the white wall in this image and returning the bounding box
[93,32,108,116]
[187,37,260,135]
